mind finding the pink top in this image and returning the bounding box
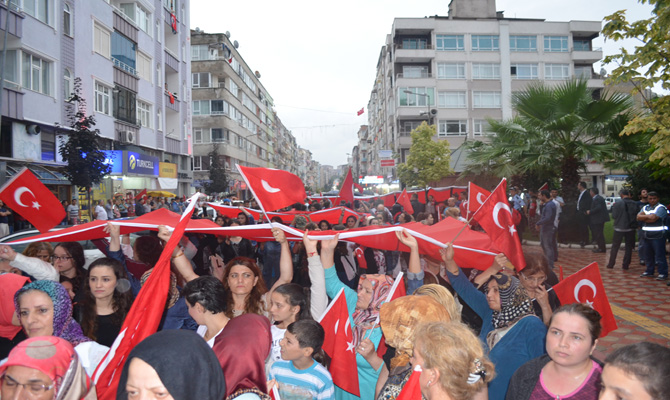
[528,361,602,400]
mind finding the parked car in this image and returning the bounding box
[605,196,621,211]
[0,227,142,269]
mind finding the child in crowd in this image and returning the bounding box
[269,320,334,400]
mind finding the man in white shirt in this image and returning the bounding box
[94,200,107,221]
[550,189,564,262]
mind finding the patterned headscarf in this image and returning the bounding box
[485,274,533,330]
[0,336,97,400]
[352,274,394,347]
[14,280,91,347]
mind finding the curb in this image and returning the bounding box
[522,240,638,250]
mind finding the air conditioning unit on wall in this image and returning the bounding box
[120,131,135,144]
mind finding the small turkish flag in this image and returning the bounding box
[134,189,147,200]
[0,168,65,233]
[472,179,526,270]
[552,262,618,337]
[354,247,367,270]
[338,167,355,204]
[538,182,549,192]
[318,288,360,396]
[396,365,422,400]
[357,108,364,116]
[376,272,406,358]
[237,165,306,213]
[397,189,414,216]
[467,182,491,217]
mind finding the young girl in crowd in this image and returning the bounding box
[182,276,229,347]
[599,342,670,400]
[269,319,334,400]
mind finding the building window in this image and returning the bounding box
[137,4,151,35]
[156,64,161,87]
[398,87,435,107]
[191,72,211,88]
[474,119,494,136]
[401,38,427,49]
[137,52,152,82]
[472,63,500,79]
[471,35,499,51]
[437,63,465,79]
[193,156,202,170]
[510,35,537,52]
[438,92,466,108]
[436,35,464,51]
[22,52,51,95]
[574,65,592,79]
[473,91,501,108]
[111,31,137,73]
[230,80,239,97]
[192,100,210,115]
[94,82,111,115]
[242,93,255,111]
[573,39,591,51]
[136,100,151,128]
[191,45,214,61]
[63,68,72,100]
[94,23,111,58]
[24,0,51,25]
[41,131,56,161]
[211,100,227,115]
[63,3,72,36]
[114,87,137,124]
[545,64,570,80]
[438,120,467,137]
[402,66,428,78]
[193,128,203,143]
[511,64,538,79]
[544,36,568,52]
[157,109,162,131]
[212,128,228,142]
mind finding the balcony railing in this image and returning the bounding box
[396,72,432,79]
[395,43,434,50]
[112,57,138,76]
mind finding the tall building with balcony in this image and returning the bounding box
[0,0,193,200]
[190,28,276,196]
[367,0,604,184]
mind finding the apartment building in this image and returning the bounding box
[365,0,604,183]
[0,0,193,199]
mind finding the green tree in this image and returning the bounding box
[59,77,111,220]
[204,143,228,195]
[463,79,636,204]
[602,0,670,177]
[397,122,453,187]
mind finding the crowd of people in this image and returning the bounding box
[0,192,669,400]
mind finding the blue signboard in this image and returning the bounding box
[125,151,159,176]
[102,150,124,174]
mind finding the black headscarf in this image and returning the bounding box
[116,329,226,400]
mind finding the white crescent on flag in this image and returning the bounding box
[14,187,35,208]
[574,279,597,307]
[261,179,281,193]
[476,192,486,205]
[492,202,512,229]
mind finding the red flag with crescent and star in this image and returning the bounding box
[467,182,491,217]
[397,188,414,215]
[472,178,526,270]
[338,167,355,205]
[0,168,65,233]
[552,262,618,337]
[237,165,307,213]
[318,288,360,396]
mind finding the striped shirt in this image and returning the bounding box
[269,359,334,400]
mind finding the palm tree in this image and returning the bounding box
[464,79,638,204]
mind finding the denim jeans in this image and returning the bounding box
[540,227,556,270]
[644,235,668,276]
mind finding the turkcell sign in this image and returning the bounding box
[125,151,159,176]
[102,150,123,174]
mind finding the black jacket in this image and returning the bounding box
[589,195,610,225]
[577,190,592,216]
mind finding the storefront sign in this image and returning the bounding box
[380,160,395,167]
[102,150,124,174]
[159,162,177,178]
[125,151,158,176]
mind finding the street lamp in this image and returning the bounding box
[403,90,432,124]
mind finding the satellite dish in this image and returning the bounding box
[225,31,231,38]
[233,40,239,49]
[599,68,607,77]
[255,71,261,78]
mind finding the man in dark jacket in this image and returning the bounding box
[536,190,557,270]
[586,187,610,253]
[576,181,592,247]
[606,189,637,269]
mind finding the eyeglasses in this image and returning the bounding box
[1,374,54,396]
[51,255,73,262]
[520,273,546,284]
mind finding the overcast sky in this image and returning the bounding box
[190,0,654,168]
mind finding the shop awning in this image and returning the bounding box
[3,162,71,185]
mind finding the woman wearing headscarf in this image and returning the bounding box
[0,273,30,359]
[14,280,109,376]
[441,244,546,400]
[320,233,394,400]
[116,329,226,400]
[0,336,97,400]
[213,313,272,400]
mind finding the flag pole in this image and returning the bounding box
[449,178,506,244]
[235,164,273,225]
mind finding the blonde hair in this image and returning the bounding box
[414,284,461,322]
[23,242,54,258]
[414,322,494,400]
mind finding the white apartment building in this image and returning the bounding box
[366,0,604,183]
[0,0,192,200]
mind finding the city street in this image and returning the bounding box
[530,243,670,361]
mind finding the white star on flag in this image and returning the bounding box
[346,340,356,353]
[585,300,594,308]
[508,224,516,236]
[32,201,41,210]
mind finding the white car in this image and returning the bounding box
[605,197,621,211]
